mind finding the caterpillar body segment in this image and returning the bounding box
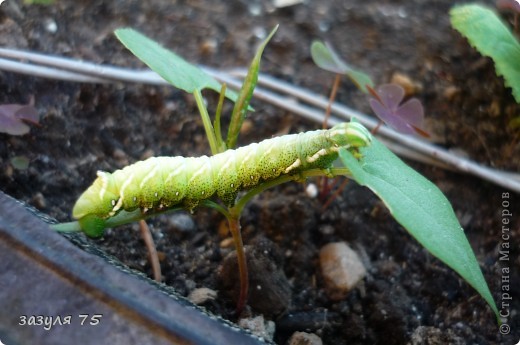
[72,121,371,223]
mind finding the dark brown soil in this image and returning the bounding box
[1,0,519,344]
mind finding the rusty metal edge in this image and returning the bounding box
[0,192,271,345]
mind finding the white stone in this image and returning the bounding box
[238,315,275,342]
[319,242,366,301]
[187,287,217,305]
[287,331,323,345]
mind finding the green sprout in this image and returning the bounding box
[450,4,520,103]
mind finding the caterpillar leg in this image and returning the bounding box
[77,214,107,237]
[322,166,335,178]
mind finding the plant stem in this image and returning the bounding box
[225,214,248,315]
[193,88,219,155]
[225,166,351,313]
[322,73,341,129]
[200,199,231,218]
[139,220,162,282]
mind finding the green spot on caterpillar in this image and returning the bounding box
[72,121,371,232]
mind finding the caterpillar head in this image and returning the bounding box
[72,171,119,221]
[328,121,372,149]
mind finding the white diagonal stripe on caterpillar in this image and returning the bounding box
[139,161,161,189]
[97,171,109,201]
[109,173,134,216]
[284,158,301,174]
[164,160,185,185]
[306,148,329,163]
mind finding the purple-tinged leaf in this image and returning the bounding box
[0,104,39,135]
[368,84,428,137]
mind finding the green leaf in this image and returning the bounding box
[339,139,499,320]
[226,25,278,149]
[310,40,374,93]
[10,156,30,170]
[450,4,520,103]
[114,28,238,102]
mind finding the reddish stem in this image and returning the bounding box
[227,216,248,315]
[372,120,383,135]
[321,178,350,211]
[322,74,341,129]
[139,220,162,282]
[319,74,342,194]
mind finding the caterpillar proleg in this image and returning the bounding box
[72,121,371,223]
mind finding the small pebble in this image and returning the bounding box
[44,18,57,33]
[112,148,129,166]
[287,331,323,345]
[199,38,218,55]
[442,85,460,101]
[140,149,155,160]
[273,0,304,8]
[390,72,422,96]
[219,237,234,248]
[31,192,46,209]
[305,183,318,198]
[248,3,262,16]
[239,119,254,136]
[238,315,275,342]
[167,212,196,233]
[319,242,366,301]
[187,287,217,305]
[408,326,464,345]
[218,219,229,238]
[318,224,335,236]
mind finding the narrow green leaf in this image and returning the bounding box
[10,156,30,170]
[114,28,238,102]
[193,88,219,155]
[450,4,520,102]
[310,40,374,93]
[339,139,499,320]
[226,25,278,149]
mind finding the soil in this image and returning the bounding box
[1,0,519,344]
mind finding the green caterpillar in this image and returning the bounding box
[72,121,371,229]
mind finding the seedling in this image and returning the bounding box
[451,3,520,104]
[53,28,498,321]
[310,40,373,129]
[310,40,373,94]
[310,41,429,207]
